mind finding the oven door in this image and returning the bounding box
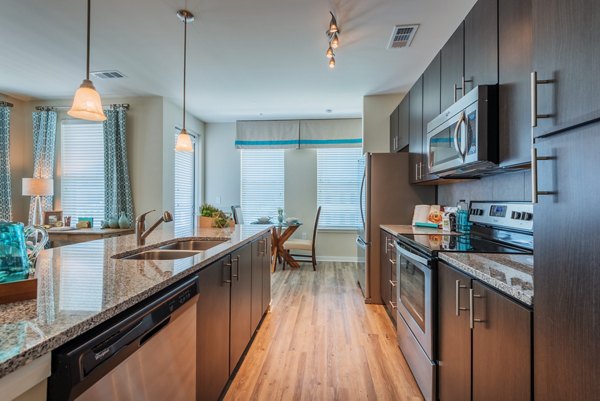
[396,242,434,359]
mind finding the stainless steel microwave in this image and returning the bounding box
[426,85,498,177]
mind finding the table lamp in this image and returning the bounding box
[22,178,54,226]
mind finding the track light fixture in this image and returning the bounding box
[325,12,340,69]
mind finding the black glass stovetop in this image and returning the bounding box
[398,233,532,256]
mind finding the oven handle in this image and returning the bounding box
[395,243,429,267]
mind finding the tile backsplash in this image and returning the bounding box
[437,170,532,207]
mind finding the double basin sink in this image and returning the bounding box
[115,239,228,261]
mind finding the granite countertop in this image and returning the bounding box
[380,224,462,236]
[438,252,534,306]
[0,224,271,379]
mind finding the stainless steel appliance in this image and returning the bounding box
[357,152,434,303]
[48,277,199,401]
[426,85,498,177]
[395,201,533,401]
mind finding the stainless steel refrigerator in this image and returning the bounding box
[356,152,435,304]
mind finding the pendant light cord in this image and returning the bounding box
[86,0,91,81]
[182,14,187,130]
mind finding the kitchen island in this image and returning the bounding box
[0,224,272,400]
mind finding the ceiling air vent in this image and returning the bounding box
[90,70,126,79]
[387,24,419,49]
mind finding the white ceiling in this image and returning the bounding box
[0,0,476,122]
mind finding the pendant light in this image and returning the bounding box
[68,0,106,122]
[175,9,194,152]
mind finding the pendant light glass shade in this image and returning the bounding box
[175,128,193,152]
[68,79,106,121]
[331,33,339,49]
[326,46,334,58]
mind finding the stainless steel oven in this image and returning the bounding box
[426,85,498,177]
[395,241,436,401]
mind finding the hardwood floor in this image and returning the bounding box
[223,262,424,401]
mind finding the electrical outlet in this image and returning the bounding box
[302,232,307,240]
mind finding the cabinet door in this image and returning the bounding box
[422,54,441,181]
[532,0,600,137]
[197,256,231,401]
[498,0,532,167]
[380,230,392,309]
[440,23,464,111]
[472,281,531,401]
[261,234,272,314]
[390,105,399,152]
[398,94,410,151]
[251,239,263,333]
[409,76,423,183]
[438,262,472,401]
[229,243,253,373]
[464,0,498,89]
[534,125,600,400]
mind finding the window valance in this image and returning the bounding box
[299,119,362,148]
[235,120,300,149]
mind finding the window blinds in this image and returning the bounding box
[317,147,363,229]
[61,121,105,227]
[174,133,196,237]
[241,149,284,223]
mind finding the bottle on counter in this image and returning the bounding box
[456,199,471,233]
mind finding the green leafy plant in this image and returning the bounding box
[200,203,220,217]
[212,211,229,228]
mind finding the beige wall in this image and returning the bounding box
[204,122,358,261]
[362,93,404,154]
[204,123,240,210]
[0,94,33,223]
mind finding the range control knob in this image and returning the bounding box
[477,209,484,216]
[521,212,533,221]
[511,211,522,220]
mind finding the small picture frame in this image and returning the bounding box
[43,211,63,227]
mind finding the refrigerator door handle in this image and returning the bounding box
[359,169,366,229]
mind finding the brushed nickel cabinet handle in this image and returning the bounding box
[531,71,553,127]
[389,257,397,265]
[469,288,484,329]
[531,148,556,203]
[415,163,419,181]
[389,300,397,310]
[455,280,469,316]
[389,280,397,288]
[223,261,232,284]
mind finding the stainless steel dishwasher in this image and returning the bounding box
[48,276,199,401]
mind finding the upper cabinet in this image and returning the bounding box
[464,0,499,89]
[409,76,423,183]
[440,23,465,111]
[421,54,442,182]
[499,0,532,166]
[390,95,409,153]
[389,105,399,152]
[532,0,600,137]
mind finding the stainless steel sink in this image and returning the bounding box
[159,239,227,251]
[120,250,200,260]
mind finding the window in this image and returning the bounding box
[317,147,363,229]
[61,121,105,227]
[241,149,284,223]
[174,132,196,237]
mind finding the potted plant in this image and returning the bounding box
[199,204,234,228]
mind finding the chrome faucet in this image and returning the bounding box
[136,210,173,246]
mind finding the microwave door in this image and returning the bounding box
[428,112,465,174]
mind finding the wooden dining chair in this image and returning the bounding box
[283,206,321,271]
[231,206,244,224]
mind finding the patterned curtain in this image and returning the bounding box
[0,106,12,221]
[103,107,134,223]
[28,110,57,224]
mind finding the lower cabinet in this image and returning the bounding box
[438,261,532,401]
[197,233,272,401]
[380,229,397,323]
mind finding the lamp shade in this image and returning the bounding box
[68,79,107,122]
[175,129,194,152]
[22,178,54,196]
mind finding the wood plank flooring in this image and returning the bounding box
[223,262,424,401]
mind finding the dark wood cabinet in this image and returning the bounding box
[380,229,396,323]
[464,0,498,89]
[440,23,464,111]
[251,239,263,333]
[532,0,600,137]
[398,94,409,151]
[438,263,472,401]
[229,242,253,373]
[498,0,533,167]
[390,105,399,152]
[472,281,531,401]
[197,256,231,401]
[438,262,532,401]
[409,76,423,183]
[261,234,272,314]
[421,54,441,182]
[534,124,600,401]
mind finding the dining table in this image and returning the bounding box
[253,220,303,271]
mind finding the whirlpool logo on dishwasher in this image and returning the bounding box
[95,348,110,360]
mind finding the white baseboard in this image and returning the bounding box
[316,256,359,263]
